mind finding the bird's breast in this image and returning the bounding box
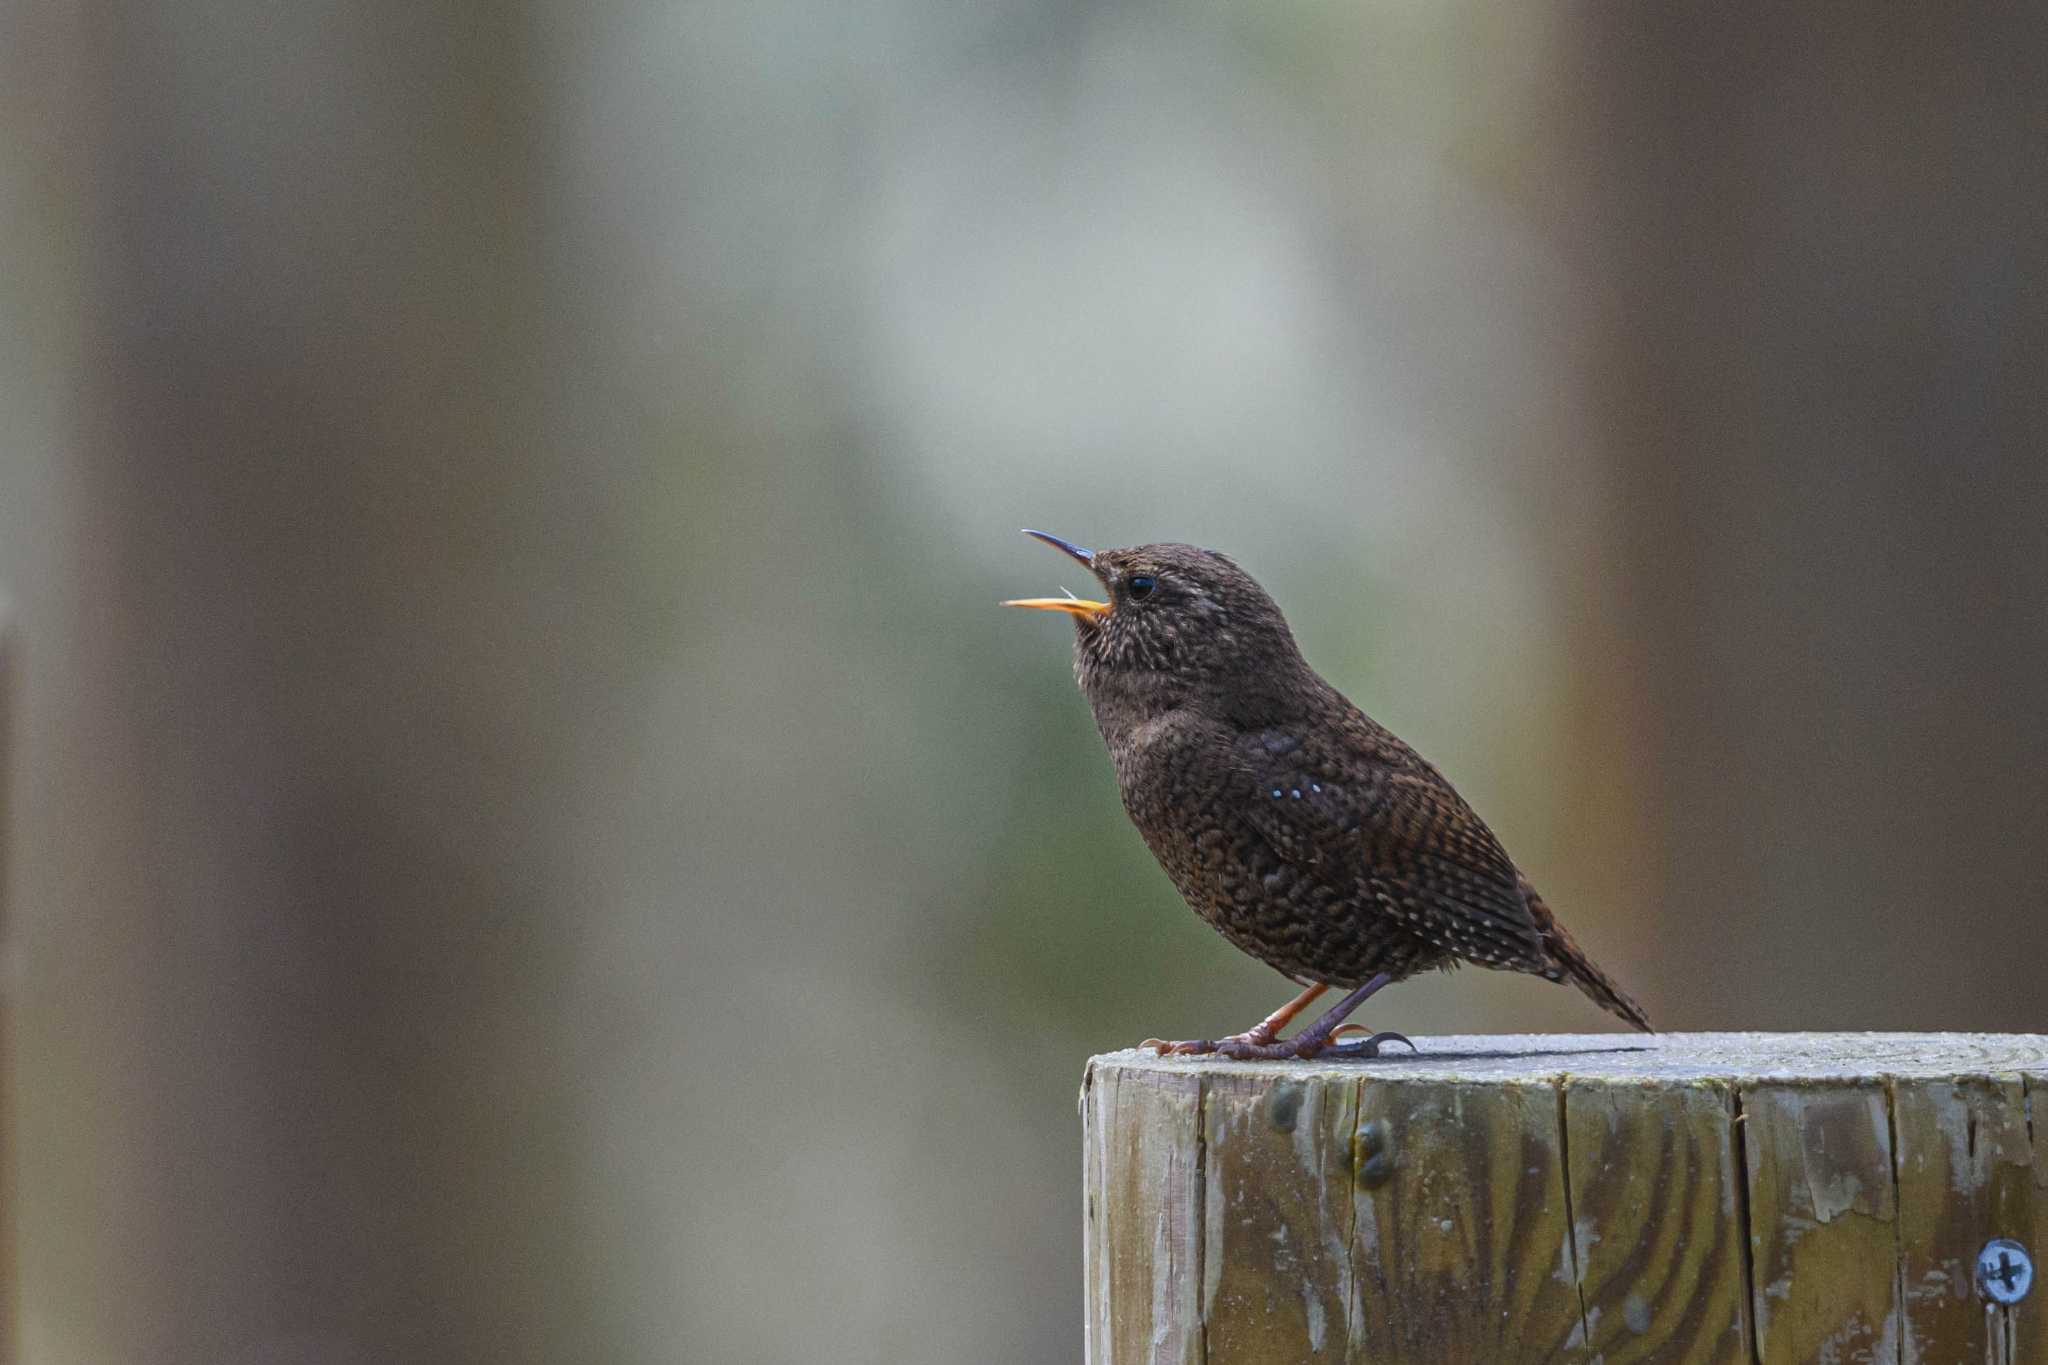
[1101,711,1238,854]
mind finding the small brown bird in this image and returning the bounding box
[1005,531,1650,1059]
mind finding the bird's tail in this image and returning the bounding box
[1523,883,1653,1032]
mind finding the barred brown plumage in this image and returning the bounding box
[1005,531,1652,1061]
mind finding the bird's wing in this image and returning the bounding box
[1233,724,1548,970]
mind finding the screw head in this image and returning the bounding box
[1978,1238,2033,1305]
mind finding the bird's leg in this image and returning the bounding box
[1293,973,1414,1059]
[1141,982,1327,1057]
[1198,973,1417,1061]
[1233,980,1328,1045]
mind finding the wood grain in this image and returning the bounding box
[1563,1078,1749,1363]
[1347,1077,1581,1362]
[1891,1077,2046,1364]
[1083,1034,2048,1365]
[1199,1073,1356,1360]
[1083,1062,1205,1365]
[1739,1082,1899,1362]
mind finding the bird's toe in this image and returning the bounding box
[1140,1037,1219,1056]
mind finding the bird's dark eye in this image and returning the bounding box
[1127,574,1157,601]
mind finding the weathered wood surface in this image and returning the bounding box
[1081,1033,2048,1364]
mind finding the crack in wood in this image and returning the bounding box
[1883,1078,1905,1365]
[1729,1088,1764,1365]
[2023,1072,2036,1154]
[1343,1077,1361,1359]
[1192,1075,1208,1365]
[1552,1079,1592,1354]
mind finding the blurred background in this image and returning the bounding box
[2,2,2045,1361]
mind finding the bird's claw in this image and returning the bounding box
[1141,1036,1217,1056]
[1319,1026,1415,1059]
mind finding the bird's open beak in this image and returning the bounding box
[1002,529,1111,621]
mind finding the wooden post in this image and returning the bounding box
[1083,1033,2048,1364]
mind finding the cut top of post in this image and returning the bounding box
[1090,1030,2048,1083]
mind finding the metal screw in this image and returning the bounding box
[1978,1239,2033,1305]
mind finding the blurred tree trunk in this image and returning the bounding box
[13,3,625,1361]
[1562,8,2048,1030]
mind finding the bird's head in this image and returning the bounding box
[1003,530,1312,725]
